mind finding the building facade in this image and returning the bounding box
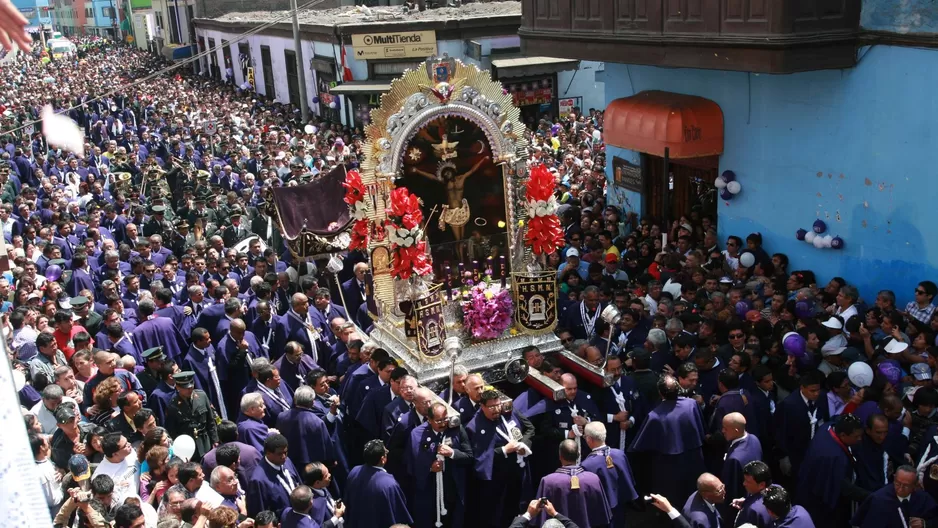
[194,2,601,129]
[521,0,938,306]
[13,0,53,33]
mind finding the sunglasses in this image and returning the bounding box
[561,337,574,344]
[729,333,745,339]
[916,289,927,295]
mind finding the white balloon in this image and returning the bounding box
[172,435,196,462]
[813,236,825,249]
[726,181,742,195]
[304,124,316,134]
[329,102,337,109]
[41,105,85,158]
[822,234,833,248]
[714,177,727,189]
[805,231,817,244]
[739,252,755,268]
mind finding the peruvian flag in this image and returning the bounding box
[341,45,353,82]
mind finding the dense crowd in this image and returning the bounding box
[6,34,938,528]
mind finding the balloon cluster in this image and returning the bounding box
[714,170,742,200]
[795,219,844,250]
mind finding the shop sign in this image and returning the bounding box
[613,156,644,194]
[504,78,553,107]
[351,30,437,59]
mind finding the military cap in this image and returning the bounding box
[173,371,196,388]
[142,346,165,361]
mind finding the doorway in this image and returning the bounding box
[642,154,719,226]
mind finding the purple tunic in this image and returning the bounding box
[721,434,763,507]
[581,445,637,525]
[734,493,773,528]
[775,505,817,528]
[274,354,319,395]
[344,465,413,528]
[535,465,612,528]
[852,485,938,528]
[795,425,855,526]
[237,416,269,453]
[132,316,188,364]
[275,407,335,470]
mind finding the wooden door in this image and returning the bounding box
[642,154,718,224]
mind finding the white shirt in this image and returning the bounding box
[30,396,77,435]
[36,458,63,520]
[91,450,140,505]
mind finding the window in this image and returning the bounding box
[260,45,275,98]
[370,61,420,80]
[167,5,179,44]
[84,7,92,17]
[155,13,164,37]
[284,49,299,106]
[238,42,251,81]
[102,7,115,17]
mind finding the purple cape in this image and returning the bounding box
[513,386,548,418]
[132,316,188,364]
[852,485,938,528]
[275,407,335,469]
[201,440,261,490]
[774,390,831,475]
[709,389,758,436]
[776,505,817,528]
[404,422,473,528]
[682,490,722,528]
[355,384,393,438]
[237,415,269,453]
[581,446,638,510]
[795,426,854,525]
[344,465,413,528]
[535,466,612,528]
[273,353,319,395]
[735,493,773,528]
[246,458,301,518]
[183,344,227,419]
[721,434,763,505]
[279,508,318,528]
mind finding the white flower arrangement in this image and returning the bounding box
[386,224,424,248]
[524,196,558,219]
[350,200,369,221]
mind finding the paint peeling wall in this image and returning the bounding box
[862,0,938,34]
[604,45,938,307]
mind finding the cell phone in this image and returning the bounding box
[644,495,655,504]
[335,499,343,507]
[538,497,548,506]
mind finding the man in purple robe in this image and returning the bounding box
[405,402,474,528]
[682,473,725,528]
[247,433,302,518]
[582,421,638,527]
[274,341,319,395]
[600,355,645,452]
[854,414,890,493]
[775,370,830,485]
[795,413,866,526]
[201,420,262,490]
[132,299,188,363]
[454,374,486,425]
[732,460,774,528]
[302,462,344,528]
[720,412,763,518]
[276,385,336,471]
[237,392,271,453]
[65,253,95,296]
[307,369,350,492]
[281,485,340,528]
[534,438,612,528]
[629,373,706,508]
[255,363,294,428]
[344,439,413,528]
[252,301,287,363]
[709,369,758,437]
[358,367,408,440]
[852,465,938,528]
[539,373,600,469]
[183,328,229,421]
[763,485,815,528]
[217,318,266,415]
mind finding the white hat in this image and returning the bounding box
[848,362,874,388]
[821,346,846,357]
[680,223,693,232]
[884,338,909,355]
[566,248,580,258]
[821,317,843,330]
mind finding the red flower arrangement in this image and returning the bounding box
[342,170,369,251]
[386,187,433,280]
[524,164,564,255]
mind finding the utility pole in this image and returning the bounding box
[291,0,309,123]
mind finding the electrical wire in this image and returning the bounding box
[1,0,330,137]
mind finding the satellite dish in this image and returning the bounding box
[504,358,529,384]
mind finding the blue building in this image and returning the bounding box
[521,0,938,307]
[13,0,52,33]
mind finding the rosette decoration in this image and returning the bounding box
[385,187,433,281]
[342,170,369,251]
[462,281,513,340]
[524,164,565,255]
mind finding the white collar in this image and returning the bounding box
[729,433,748,449]
[590,444,608,453]
[264,457,283,472]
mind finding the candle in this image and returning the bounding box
[499,255,506,288]
[472,260,480,283]
[457,262,465,286]
[444,266,451,299]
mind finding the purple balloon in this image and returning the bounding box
[312,96,320,104]
[795,301,813,319]
[721,170,736,182]
[877,360,902,387]
[783,332,807,358]
[735,301,750,318]
[813,219,827,234]
[720,189,733,201]
[796,228,807,241]
[45,264,62,282]
[831,236,844,249]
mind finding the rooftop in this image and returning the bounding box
[208,1,521,29]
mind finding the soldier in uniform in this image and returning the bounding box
[136,346,166,397]
[143,205,173,238]
[222,207,251,248]
[171,219,190,257]
[164,370,219,462]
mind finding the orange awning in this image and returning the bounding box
[604,90,724,159]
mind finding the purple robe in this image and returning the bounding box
[341,363,378,414]
[852,484,938,528]
[535,465,612,528]
[774,505,817,528]
[183,344,227,420]
[795,425,855,526]
[246,458,301,517]
[201,440,261,490]
[132,316,188,364]
[775,390,831,478]
[309,487,339,527]
[344,465,413,528]
[280,509,319,528]
[629,397,706,507]
[581,445,638,526]
[734,493,772,528]
[276,407,335,469]
[274,353,319,395]
[217,331,267,414]
[854,433,888,492]
[513,386,548,418]
[683,490,722,528]
[356,384,393,439]
[405,422,474,528]
[709,389,758,436]
[237,415,269,453]
[65,268,95,297]
[258,381,294,428]
[721,434,763,515]
[465,410,534,526]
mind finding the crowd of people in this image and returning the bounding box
[6,32,938,528]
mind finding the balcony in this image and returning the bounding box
[519,0,862,73]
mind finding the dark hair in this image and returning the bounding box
[303,461,328,486]
[742,460,772,485]
[28,432,43,457]
[215,443,241,468]
[799,369,824,388]
[558,439,579,464]
[362,439,387,466]
[132,408,152,429]
[101,433,124,458]
[658,374,680,401]
[833,413,863,437]
[305,368,328,387]
[254,511,278,525]
[263,433,289,454]
[177,461,201,486]
[826,371,849,392]
[91,474,114,496]
[677,362,698,379]
[113,503,144,528]
[751,364,772,384]
[761,485,791,518]
[914,387,938,408]
[718,368,740,390]
[480,389,500,406]
[920,281,938,299]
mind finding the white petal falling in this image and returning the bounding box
[41,105,85,158]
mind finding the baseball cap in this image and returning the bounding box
[912,363,932,381]
[821,346,846,357]
[821,317,843,330]
[884,338,909,355]
[604,253,617,264]
[54,401,79,424]
[566,248,580,258]
[68,454,91,482]
[627,348,651,362]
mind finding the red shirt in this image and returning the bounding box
[55,325,90,361]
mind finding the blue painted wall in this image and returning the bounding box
[862,0,938,33]
[604,45,938,307]
[13,0,52,27]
